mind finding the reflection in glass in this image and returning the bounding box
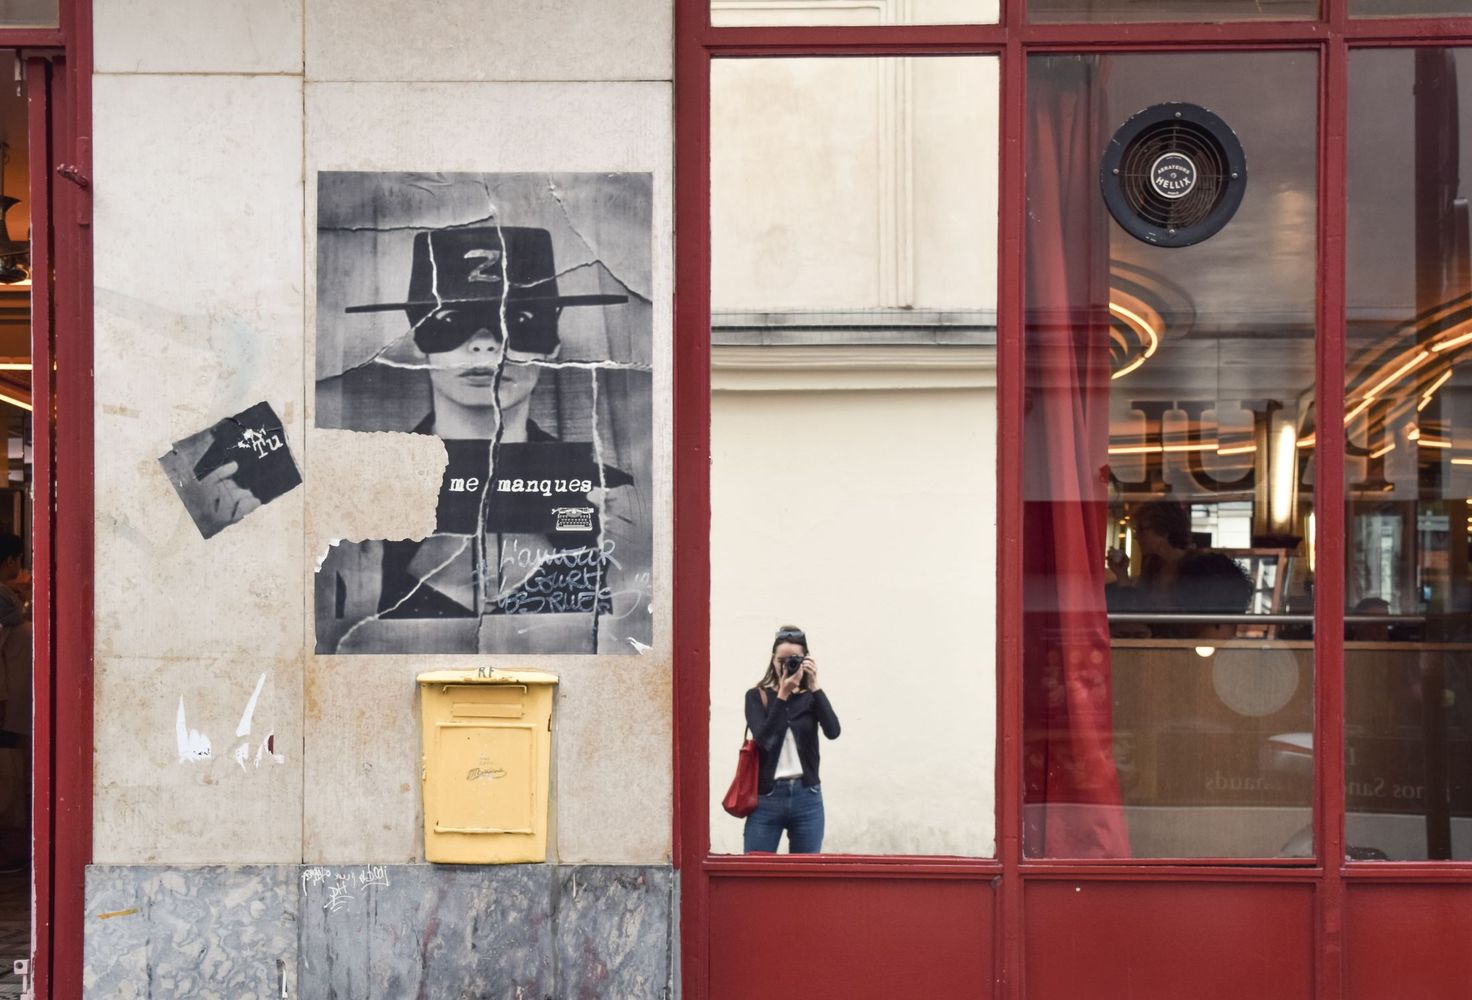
[0,0,55,26]
[1351,0,1472,16]
[1024,52,1318,859]
[712,0,998,29]
[707,57,999,857]
[1028,0,1314,23]
[1347,48,1472,861]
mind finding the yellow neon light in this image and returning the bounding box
[1344,397,1375,425]
[1363,350,1431,401]
[1108,301,1160,381]
[1431,327,1472,354]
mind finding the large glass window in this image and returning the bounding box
[1023,51,1319,859]
[1351,0,1472,16]
[0,0,54,27]
[712,0,998,29]
[1346,47,1472,861]
[1028,0,1315,24]
[707,56,999,857]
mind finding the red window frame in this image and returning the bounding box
[0,3,93,999]
[674,3,1472,999]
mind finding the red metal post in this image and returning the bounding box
[996,0,1027,993]
[1316,14,1349,1000]
[47,38,92,997]
[24,52,53,1000]
[674,0,713,994]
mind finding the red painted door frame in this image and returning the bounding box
[9,3,91,998]
[674,3,1472,999]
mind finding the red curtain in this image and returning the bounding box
[1022,56,1131,859]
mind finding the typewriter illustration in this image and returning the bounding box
[552,507,596,532]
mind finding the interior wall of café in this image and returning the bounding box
[84,1,675,995]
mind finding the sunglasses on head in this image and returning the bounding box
[775,629,806,644]
[412,303,561,355]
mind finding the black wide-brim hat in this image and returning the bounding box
[344,226,628,315]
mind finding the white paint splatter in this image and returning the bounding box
[235,672,267,738]
[175,697,212,762]
[627,637,652,654]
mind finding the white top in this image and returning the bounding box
[774,728,802,780]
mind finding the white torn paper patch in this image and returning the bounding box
[306,429,448,559]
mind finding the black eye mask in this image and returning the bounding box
[411,305,561,355]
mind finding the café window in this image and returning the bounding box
[1022,51,1319,859]
[1346,46,1472,861]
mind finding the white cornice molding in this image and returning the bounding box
[711,344,996,392]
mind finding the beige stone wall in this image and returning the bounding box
[92,1,672,865]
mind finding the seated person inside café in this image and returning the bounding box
[1107,500,1252,638]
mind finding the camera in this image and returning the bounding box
[781,654,805,677]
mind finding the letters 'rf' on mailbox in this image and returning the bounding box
[417,668,558,864]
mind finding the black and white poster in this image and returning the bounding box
[313,172,654,655]
[160,401,302,539]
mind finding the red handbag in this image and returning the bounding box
[722,689,767,818]
[721,737,760,818]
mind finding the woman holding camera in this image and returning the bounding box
[743,626,842,854]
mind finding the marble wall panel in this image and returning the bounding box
[95,0,303,75]
[84,865,298,1000]
[84,864,674,999]
[94,74,306,664]
[93,655,303,863]
[297,863,555,998]
[555,865,673,999]
[304,0,672,84]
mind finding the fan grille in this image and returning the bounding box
[1117,120,1228,231]
[1101,103,1246,248]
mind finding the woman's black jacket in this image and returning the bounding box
[744,687,841,794]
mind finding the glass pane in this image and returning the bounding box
[0,0,54,26]
[1029,0,1314,23]
[1346,47,1472,862]
[1352,0,1472,16]
[712,0,997,28]
[708,56,999,856]
[1024,52,1318,859]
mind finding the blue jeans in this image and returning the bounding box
[743,778,824,853]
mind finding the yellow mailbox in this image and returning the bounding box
[417,668,558,864]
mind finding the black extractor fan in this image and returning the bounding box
[1100,102,1247,249]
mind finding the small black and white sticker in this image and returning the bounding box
[159,401,301,539]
